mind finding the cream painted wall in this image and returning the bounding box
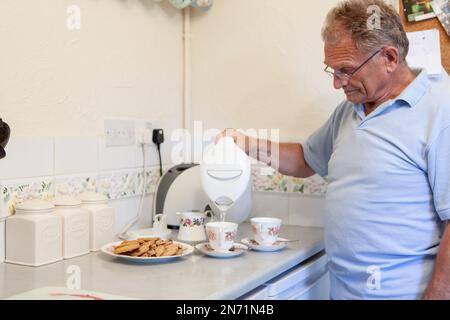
[190,0,345,142]
[0,0,183,138]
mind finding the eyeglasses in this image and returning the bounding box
[324,49,383,81]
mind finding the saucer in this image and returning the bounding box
[195,243,248,258]
[241,238,288,252]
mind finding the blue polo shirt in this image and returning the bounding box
[302,69,450,299]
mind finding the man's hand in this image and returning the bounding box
[215,128,250,155]
[215,128,315,178]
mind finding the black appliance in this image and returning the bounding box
[0,119,10,159]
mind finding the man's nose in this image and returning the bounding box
[333,75,349,90]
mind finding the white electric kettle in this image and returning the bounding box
[200,137,252,223]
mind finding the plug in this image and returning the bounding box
[152,129,164,145]
[153,129,164,177]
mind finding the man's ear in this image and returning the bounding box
[382,47,400,73]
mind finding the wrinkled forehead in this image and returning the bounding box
[323,31,363,68]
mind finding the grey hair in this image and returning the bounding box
[322,0,409,62]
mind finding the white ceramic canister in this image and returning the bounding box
[5,199,63,267]
[53,196,90,259]
[79,192,115,251]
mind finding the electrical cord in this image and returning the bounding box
[118,143,148,240]
[157,144,163,177]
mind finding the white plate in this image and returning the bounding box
[195,243,248,258]
[126,228,172,240]
[241,238,288,252]
[101,240,194,263]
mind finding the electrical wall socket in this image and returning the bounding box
[135,121,153,145]
[104,119,136,147]
[104,119,153,147]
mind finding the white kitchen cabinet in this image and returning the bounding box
[239,251,330,300]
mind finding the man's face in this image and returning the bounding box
[324,35,387,105]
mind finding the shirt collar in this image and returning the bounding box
[395,68,431,108]
[353,68,431,118]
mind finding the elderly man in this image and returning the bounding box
[218,0,450,299]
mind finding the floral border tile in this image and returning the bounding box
[98,170,137,200]
[252,166,290,193]
[1,177,54,216]
[302,175,327,196]
[291,177,305,193]
[97,168,163,200]
[250,165,327,196]
[1,163,325,217]
[54,174,97,198]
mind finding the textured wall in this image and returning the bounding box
[0,0,183,138]
[190,0,344,142]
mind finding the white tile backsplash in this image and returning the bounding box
[147,141,174,167]
[99,140,174,172]
[288,194,325,227]
[251,192,290,224]
[54,137,99,175]
[99,138,141,171]
[110,195,154,237]
[0,137,54,179]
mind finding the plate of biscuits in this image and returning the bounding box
[101,238,194,263]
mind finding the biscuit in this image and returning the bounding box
[113,238,185,258]
[135,244,151,256]
[155,245,165,257]
[162,244,178,256]
[114,243,140,254]
[114,240,139,248]
[163,241,173,247]
[138,237,159,242]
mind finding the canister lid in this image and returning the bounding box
[52,196,82,207]
[16,199,54,213]
[79,191,108,203]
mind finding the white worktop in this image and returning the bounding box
[0,224,324,300]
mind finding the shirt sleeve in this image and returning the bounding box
[427,124,450,221]
[301,107,339,177]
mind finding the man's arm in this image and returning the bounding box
[277,142,316,178]
[423,222,450,300]
[216,129,315,178]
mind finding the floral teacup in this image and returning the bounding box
[251,217,281,245]
[205,222,238,252]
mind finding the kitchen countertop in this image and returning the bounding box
[0,224,324,300]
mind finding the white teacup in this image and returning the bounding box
[251,217,282,245]
[205,222,238,252]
